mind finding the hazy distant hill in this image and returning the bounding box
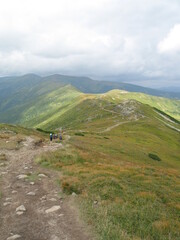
[0,74,180,99]
[158,86,180,93]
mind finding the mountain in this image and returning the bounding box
[0,74,180,127]
[0,73,180,99]
[0,74,179,240]
[158,86,180,93]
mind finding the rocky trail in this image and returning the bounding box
[0,137,92,240]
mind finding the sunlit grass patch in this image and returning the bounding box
[136,191,157,199]
[153,220,170,232]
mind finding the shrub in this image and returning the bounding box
[75,132,84,136]
[148,153,161,161]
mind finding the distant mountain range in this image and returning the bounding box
[158,86,180,93]
[0,74,180,99]
[0,73,179,128]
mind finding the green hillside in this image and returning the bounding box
[0,80,179,239]
[1,74,180,99]
[36,97,180,240]
[21,85,83,127]
[19,88,179,131]
[102,90,180,121]
[0,74,180,127]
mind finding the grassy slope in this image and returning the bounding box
[37,99,180,240]
[0,73,180,125]
[0,73,180,126]
[21,85,83,128]
[101,90,180,121]
[31,88,180,132]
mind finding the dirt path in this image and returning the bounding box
[98,121,130,133]
[0,137,93,240]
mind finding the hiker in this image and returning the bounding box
[59,134,62,141]
[50,133,53,141]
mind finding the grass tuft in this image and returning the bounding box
[148,153,161,161]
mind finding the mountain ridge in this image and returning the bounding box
[0,73,180,99]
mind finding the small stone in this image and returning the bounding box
[3,202,11,206]
[45,206,61,213]
[72,192,77,197]
[30,182,35,185]
[16,211,24,216]
[38,173,46,178]
[24,167,28,170]
[94,200,98,205]
[59,214,64,217]
[49,198,57,202]
[40,195,46,201]
[17,174,28,180]
[12,190,18,194]
[6,197,12,201]
[27,192,36,196]
[16,205,26,212]
[7,235,21,240]
[50,235,60,240]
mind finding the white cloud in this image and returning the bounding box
[158,24,180,53]
[0,0,180,86]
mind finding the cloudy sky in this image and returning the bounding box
[0,0,180,87]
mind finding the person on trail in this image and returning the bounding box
[59,134,62,141]
[50,133,53,141]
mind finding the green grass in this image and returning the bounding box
[0,81,180,130]
[103,90,180,121]
[36,106,180,240]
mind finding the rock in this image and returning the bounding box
[40,195,47,201]
[27,192,36,196]
[72,192,77,197]
[38,173,46,178]
[49,198,57,202]
[30,182,35,185]
[17,174,28,180]
[94,200,98,205]
[6,197,12,201]
[45,206,61,213]
[50,235,60,240]
[12,190,17,194]
[7,235,21,240]
[59,214,64,217]
[16,211,24,216]
[24,167,28,170]
[3,202,11,206]
[0,163,6,167]
[16,205,26,212]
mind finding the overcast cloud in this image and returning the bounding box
[0,0,180,87]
